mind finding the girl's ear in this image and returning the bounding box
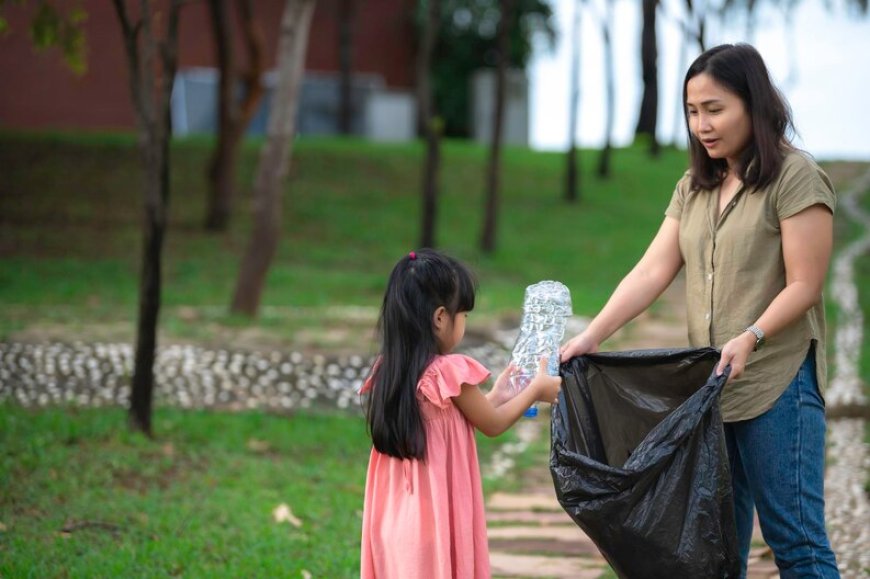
[432,306,447,331]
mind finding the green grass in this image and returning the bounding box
[0,131,689,348]
[0,404,529,576]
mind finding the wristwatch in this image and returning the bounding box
[744,325,765,351]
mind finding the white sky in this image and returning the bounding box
[528,0,870,161]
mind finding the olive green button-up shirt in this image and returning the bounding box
[665,151,836,422]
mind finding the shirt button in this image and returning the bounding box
[707,273,713,281]
[705,312,711,320]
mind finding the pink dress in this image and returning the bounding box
[360,354,492,579]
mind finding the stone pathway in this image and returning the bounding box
[484,408,777,579]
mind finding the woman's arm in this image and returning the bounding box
[715,204,833,379]
[454,358,561,437]
[561,216,684,360]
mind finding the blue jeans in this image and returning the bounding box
[724,348,840,578]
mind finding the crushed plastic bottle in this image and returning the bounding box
[509,281,572,418]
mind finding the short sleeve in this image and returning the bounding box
[418,355,491,409]
[665,171,692,220]
[775,153,836,221]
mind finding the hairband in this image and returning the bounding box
[409,251,417,260]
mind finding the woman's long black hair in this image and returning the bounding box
[683,43,795,191]
[364,249,476,461]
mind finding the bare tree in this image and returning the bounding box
[596,0,616,178]
[230,0,316,316]
[635,0,660,157]
[564,0,582,203]
[337,0,357,134]
[480,0,514,253]
[418,0,442,249]
[111,0,183,435]
[205,0,265,232]
[661,0,707,146]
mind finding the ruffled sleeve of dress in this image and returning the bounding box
[418,354,491,409]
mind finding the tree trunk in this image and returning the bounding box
[205,0,265,232]
[230,0,315,316]
[418,0,441,249]
[338,0,356,134]
[597,0,614,179]
[671,19,687,147]
[112,0,182,436]
[564,0,582,203]
[635,0,659,157]
[205,0,235,231]
[480,0,513,253]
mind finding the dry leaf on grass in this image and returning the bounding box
[272,503,302,528]
[247,438,271,453]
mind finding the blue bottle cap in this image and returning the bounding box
[523,406,538,418]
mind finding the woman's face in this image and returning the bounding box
[686,72,753,170]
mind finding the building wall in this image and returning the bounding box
[0,0,416,132]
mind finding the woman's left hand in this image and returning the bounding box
[716,331,758,383]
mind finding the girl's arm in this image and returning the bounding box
[715,204,833,380]
[454,358,561,437]
[561,217,684,361]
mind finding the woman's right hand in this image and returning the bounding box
[560,331,599,363]
[530,357,562,404]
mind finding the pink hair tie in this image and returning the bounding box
[409,251,417,260]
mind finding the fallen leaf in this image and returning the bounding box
[162,443,175,457]
[247,438,271,453]
[272,503,302,528]
[0,521,7,532]
[301,571,312,579]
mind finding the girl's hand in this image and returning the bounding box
[487,364,517,407]
[530,357,562,404]
[716,331,757,383]
[560,331,599,363]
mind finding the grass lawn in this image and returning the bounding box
[0,131,691,351]
[1,132,868,575]
[0,404,530,576]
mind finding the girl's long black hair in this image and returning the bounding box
[683,43,795,192]
[364,249,476,461]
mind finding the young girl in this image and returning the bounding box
[360,249,561,579]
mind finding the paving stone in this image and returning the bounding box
[488,525,593,543]
[489,537,603,557]
[488,492,563,512]
[745,560,780,578]
[487,511,576,525]
[490,552,606,578]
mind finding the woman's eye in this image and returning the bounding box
[709,109,722,114]
[687,110,698,116]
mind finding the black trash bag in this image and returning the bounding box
[550,348,740,578]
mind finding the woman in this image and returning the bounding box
[561,43,840,577]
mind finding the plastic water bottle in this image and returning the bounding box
[509,281,573,418]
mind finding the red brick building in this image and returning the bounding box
[0,0,416,133]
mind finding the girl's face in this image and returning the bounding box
[434,309,467,354]
[685,72,753,171]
